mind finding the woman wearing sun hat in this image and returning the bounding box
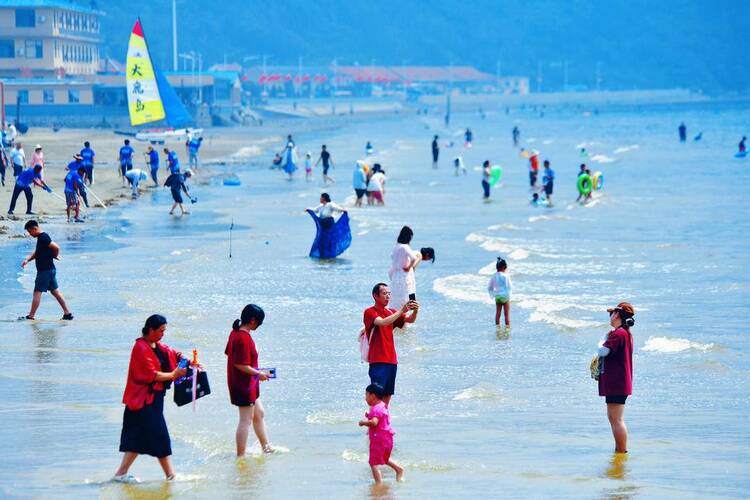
[597,302,635,453]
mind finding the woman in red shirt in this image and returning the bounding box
[225,304,274,456]
[113,315,188,482]
[597,302,635,453]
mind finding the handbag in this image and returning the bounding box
[359,324,375,363]
[174,367,211,406]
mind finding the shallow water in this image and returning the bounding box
[1,102,749,498]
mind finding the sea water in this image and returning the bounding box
[1,101,749,498]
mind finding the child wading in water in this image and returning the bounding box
[358,383,404,484]
[487,257,512,328]
[305,152,312,182]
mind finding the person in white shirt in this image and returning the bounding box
[487,257,513,328]
[369,168,386,206]
[11,142,25,178]
[124,168,148,198]
[389,226,422,310]
[310,192,346,228]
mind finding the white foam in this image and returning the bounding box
[528,214,573,223]
[613,144,640,154]
[357,230,369,236]
[306,411,353,425]
[590,154,616,164]
[453,383,501,401]
[433,274,493,304]
[341,449,368,463]
[508,248,530,260]
[576,141,599,149]
[641,336,716,353]
[487,224,529,232]
[231,145,263,158]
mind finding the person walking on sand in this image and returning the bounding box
[113,314,189,483]
[20,220,73,320]
[358,383,404,484]
[8,165,51,215]
[363,283,419,408]
[431,135,439,169]
[80,141,95,185]
[31,145,44,177]
[594,302,635,454]
[225,304,275,456]
[487,257,512,328]
[146,145,160,186]
[316,144,335,185]
[10,142,26,178]
[164,148,181,175]
[118,139,135,185]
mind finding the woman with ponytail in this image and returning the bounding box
[596,302,636,453]
[225,304,274,456]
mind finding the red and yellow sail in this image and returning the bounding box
[126,19,165,126]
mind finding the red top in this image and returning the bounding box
[598,327,633,396]
[364,305,405,365]
[530,155,539,171]
[122,338,181,411]
[225,329,259,405]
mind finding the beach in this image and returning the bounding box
[1,98,749,498]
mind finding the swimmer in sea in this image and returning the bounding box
[739,136,747,154]
[512,126,520,147]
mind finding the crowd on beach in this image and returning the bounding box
[1,128,202,220]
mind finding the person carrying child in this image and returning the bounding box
[358,383,404,484]
[487,257,512,328]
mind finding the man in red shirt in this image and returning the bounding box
[363,282,419,407]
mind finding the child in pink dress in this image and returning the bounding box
[358,383,404,483]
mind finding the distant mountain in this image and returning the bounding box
[99,0,746,93]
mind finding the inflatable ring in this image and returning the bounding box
[489,165,503,187]
[577,174,592,195]
[592,171,603,190]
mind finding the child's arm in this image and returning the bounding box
[358,415,379,427]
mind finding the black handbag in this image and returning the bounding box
[173,368,211,407]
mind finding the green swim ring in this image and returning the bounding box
[577,173,593,195]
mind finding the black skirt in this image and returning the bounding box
[119,391,172,457]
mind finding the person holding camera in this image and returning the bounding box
[595,302,636,454]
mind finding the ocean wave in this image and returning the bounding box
[613,144,640,154]
[453,383,501,401]
[341,449,368,463]
[527,310,601,330]
[641,336,717,353]
[590,154,617,164]
[306,411,353,425]
[433,274,493,304]
[508,248,530,260]
[576,141,599,149]
[487,224,530,232]
[231,145,263,158]
[528,214,573,223]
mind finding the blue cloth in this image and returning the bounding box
[284,148,297,174]
[543,168,555,185]
[306,209,352,259]
[67,160,82,172]
[64,171,83,193]
[352,167,367,190]
[167,151,180,174]
[188,139,201,154]
[148,149,159,168]
[80,147,95,166]
[15,168,41,188]
[119,145,134,163]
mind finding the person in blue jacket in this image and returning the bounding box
[80,141,95,185]
[64,167,86,223]
[67,154,89,208]
[542,160,555,207]
[163,148,180,175]
[8,165,50,215]
[186,136,203,169]
[145,145,160,186]
[119,139,135,185]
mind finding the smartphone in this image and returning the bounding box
[408,293,416,301]
[259,367,277,379]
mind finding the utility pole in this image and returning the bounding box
[172,0,178,71]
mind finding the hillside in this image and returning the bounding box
[97,0,746,93]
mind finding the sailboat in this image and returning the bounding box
[126,18,201,143]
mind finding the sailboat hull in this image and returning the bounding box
[135,128,203,143]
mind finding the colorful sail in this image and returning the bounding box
[126,19,165,126]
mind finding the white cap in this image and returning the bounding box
[35,144,42,149]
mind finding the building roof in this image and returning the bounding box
[0,0,102,14]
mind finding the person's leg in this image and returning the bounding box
[503,302,510,327]
[387,459,404,481]
[74,203,80,220]
[495,302,501,325]
[28,290,42,318]
[8,184,22,213]
[607,403,627,453]
[169,202,177,215]
[383,394,392,407]
[252,399,271,451]
[114,452,139,476]
[157,456,175,479]
[151,168,158,185]
[131,179,138,197]
[236,405,255,456]
[370,465,383,483]
[50,288,71,315]
[23,187,32,213]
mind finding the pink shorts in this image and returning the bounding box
[371,191,383,202]
[369,435,393,465]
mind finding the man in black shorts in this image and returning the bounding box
[21,220,73,320]
[316,144,335,185]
